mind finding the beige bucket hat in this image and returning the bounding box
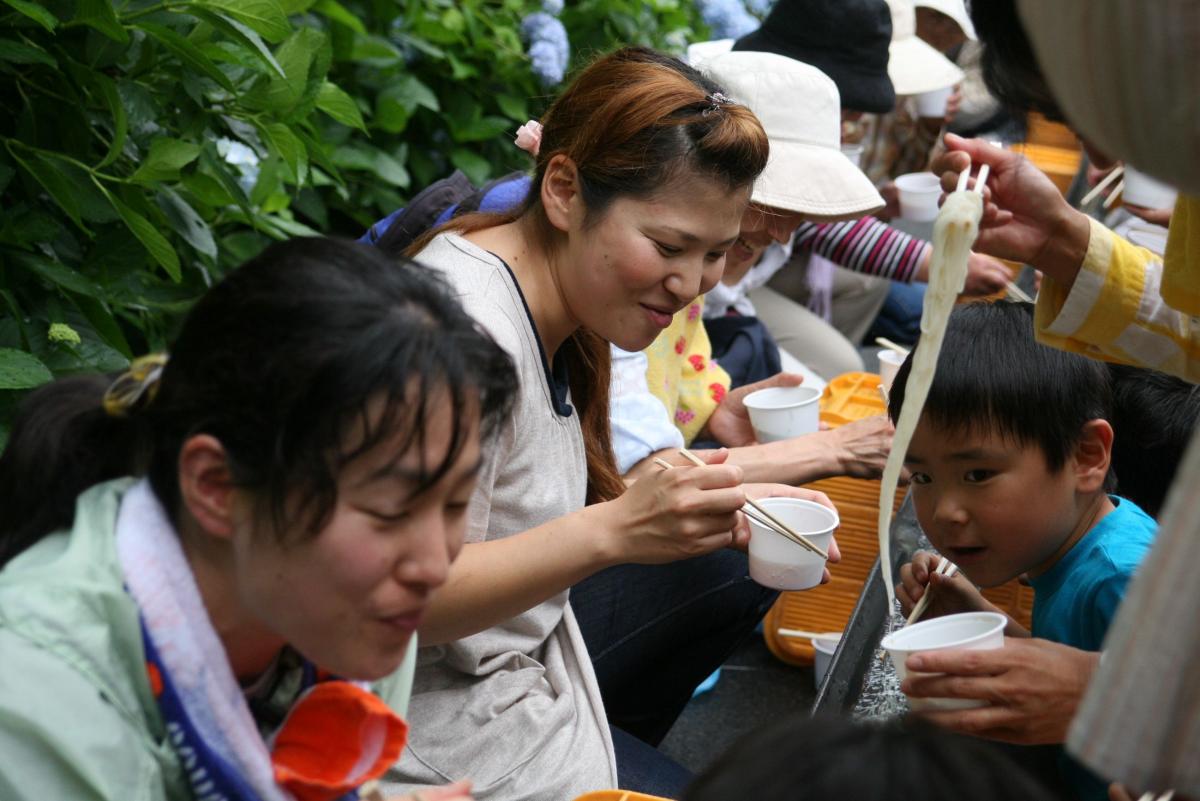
[915,0,977,41]
[704,51,885,220]
[887,0,964,95]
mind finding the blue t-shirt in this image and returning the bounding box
[1028,495,1157,801]
[1029,495,1157,650]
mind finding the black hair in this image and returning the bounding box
[970,0,1067,122]
[684,714,1058,801]
[0,238,516,567]
[1108,364,1200,519]
[888,301,1113,475]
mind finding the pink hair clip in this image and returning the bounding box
[514,120,543,157]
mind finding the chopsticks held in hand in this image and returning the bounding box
[904,556,959,626]
[659,449,830,560]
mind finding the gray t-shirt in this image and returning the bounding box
[386,233,617,800]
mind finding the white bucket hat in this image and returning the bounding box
[887,0,964,95]
[704,51,885,219]
[915,0,977,41]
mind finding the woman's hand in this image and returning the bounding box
[604,449,746,564]
[897,550,997,620]
[901,638,1100,744]
[736,483,840,584]
[932,134,1092,287]
[703,372,806,447]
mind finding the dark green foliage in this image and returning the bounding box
[0,0,707,446]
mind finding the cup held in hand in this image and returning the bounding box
[744,385,821,443]
[880,611,1007,711]
[747,497,838,590]
[895,172,943,222]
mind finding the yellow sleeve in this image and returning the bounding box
[1035,210,1200,382]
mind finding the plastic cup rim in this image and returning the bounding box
[744,385,822,411]
[880,611,1007,653]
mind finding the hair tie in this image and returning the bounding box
[514,120,544,157]
[103,353,169,417]
[703,92,732,116]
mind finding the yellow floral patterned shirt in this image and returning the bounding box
[642,297,732,444]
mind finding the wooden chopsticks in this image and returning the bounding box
[657,449,830,560]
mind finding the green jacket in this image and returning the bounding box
[0,479,416,800]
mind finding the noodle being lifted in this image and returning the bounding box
[877,181,985,610]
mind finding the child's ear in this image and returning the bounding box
[540,154,580,234]
[1073,419,1114,493]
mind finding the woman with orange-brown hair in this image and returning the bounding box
[389,48,835,799]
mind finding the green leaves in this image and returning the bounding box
[191,0,290,42]
[0,348,52,389]
[108,194,182,281]
[72,0,127,44]
[10,149,86,230]
[0,0,707,440]
[316,81,365,130]
[138,21,237,92]
[131,138,202,183]
[1,0,57,33]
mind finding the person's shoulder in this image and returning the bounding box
[0,480,155,729]
[0,634,168,801]
[1092,496,1158,571]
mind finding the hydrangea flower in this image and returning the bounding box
[542,0,564,14]
[521,11,569,87]
[697,0,759,39]
[216,137,260,195]
[743,0,773,16]
[47,322,81,346]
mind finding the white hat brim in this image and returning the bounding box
[751,141,885,220]
[915,0,977,40]
[889,37,965,95]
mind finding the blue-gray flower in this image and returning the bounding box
[521,12,570,87]
[697,0,759,39]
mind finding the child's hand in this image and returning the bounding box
[897,550,994,620]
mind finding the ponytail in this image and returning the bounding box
[0,374,148,568]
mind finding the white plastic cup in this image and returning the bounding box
[1123,167,1178,210]
[877,349,905,393]
[747,497,839,591]
[744,386,822,443]
[812,632,842,689]
[895,172,943,222]
[841,143,864,168]
[915,86,953,118]
[880,611,1007,711]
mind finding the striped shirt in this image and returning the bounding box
[795,216,928,283]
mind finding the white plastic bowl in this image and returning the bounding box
[881,611,1007,711]
[744,386,821,443]
[747,497,839,590]
[813,632,843,689]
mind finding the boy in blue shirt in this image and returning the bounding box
[891,301,1156,800]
